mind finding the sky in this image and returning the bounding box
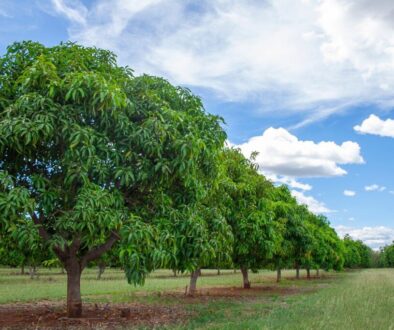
[2,0,394,249]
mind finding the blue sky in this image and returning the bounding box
[2,0,394,249]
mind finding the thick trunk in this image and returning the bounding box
[316,269,320,277]
[66,258,83,318]
[188,269,200,296]
[296,265,300,279]
[97,263,105,280]
[307,268,311,279]
[276,268,282,283]
[241,267,251,289]
[217,268,221,275]
[172,269,177,277]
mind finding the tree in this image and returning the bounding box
[342,235,372,269]
[155,153,234,295]
[379,242,394,267]
[221,148,280,288]
[0,41,226,317]
[266,185,296,282]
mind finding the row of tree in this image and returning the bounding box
[0,41,375,318]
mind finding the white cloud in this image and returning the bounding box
[236,127,364,178]
[365,184,386,192]
[291,190,333,214]
[265,174,312,191]
[336,225,394,250]
[51,0,394,124]
[51,0,87,25]
[344,190,356,197]
[354,114,394,137]
[348,217,355,221]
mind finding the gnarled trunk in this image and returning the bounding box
[188,269,200,296]
[307,268,311,279]
[241,267,251,289]
[276,268,282,283]
[66,257,82,318]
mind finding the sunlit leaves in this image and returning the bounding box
[0,41,226,285]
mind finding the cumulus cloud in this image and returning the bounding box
[354,114,394,137]
[336,225,394,250]
[236,127,364,178]
[365,184,386,192]
[344,190,356,197]
[50,0,394,124]
[291,190,333,214]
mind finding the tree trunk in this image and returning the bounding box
[97,263,105,280]
[234,269,236,274]
[316,269,320,277]
[276,268,282,283]
[172,269,177,277]
[217,268,221,275]
[66,258,82,318]
[296,265,300,279]
[307,268,311,279]
[21,264,25,275]
[29,266,36,279]
[241,267,251,289]
[188,269,200,296]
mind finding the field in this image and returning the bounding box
[0,268,393,329]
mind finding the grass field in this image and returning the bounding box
[0,267,393,329]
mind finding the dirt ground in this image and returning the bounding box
[0,301,188,329]
[0,284,311,329]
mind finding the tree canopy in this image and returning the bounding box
[0,41,226,316]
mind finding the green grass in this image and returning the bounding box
[1,267,394,329]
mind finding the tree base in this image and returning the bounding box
[67,302,82,318]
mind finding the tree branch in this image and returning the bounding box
[81,231,120,269]
[31,212,68,262]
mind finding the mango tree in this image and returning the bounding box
[157,158,234,295]
[0,41,225,317]
[222,148,280,288]
[266,185,297,282]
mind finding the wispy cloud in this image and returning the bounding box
[51,0,87,25]
[51,0,394,125]
[365,184,386,192]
